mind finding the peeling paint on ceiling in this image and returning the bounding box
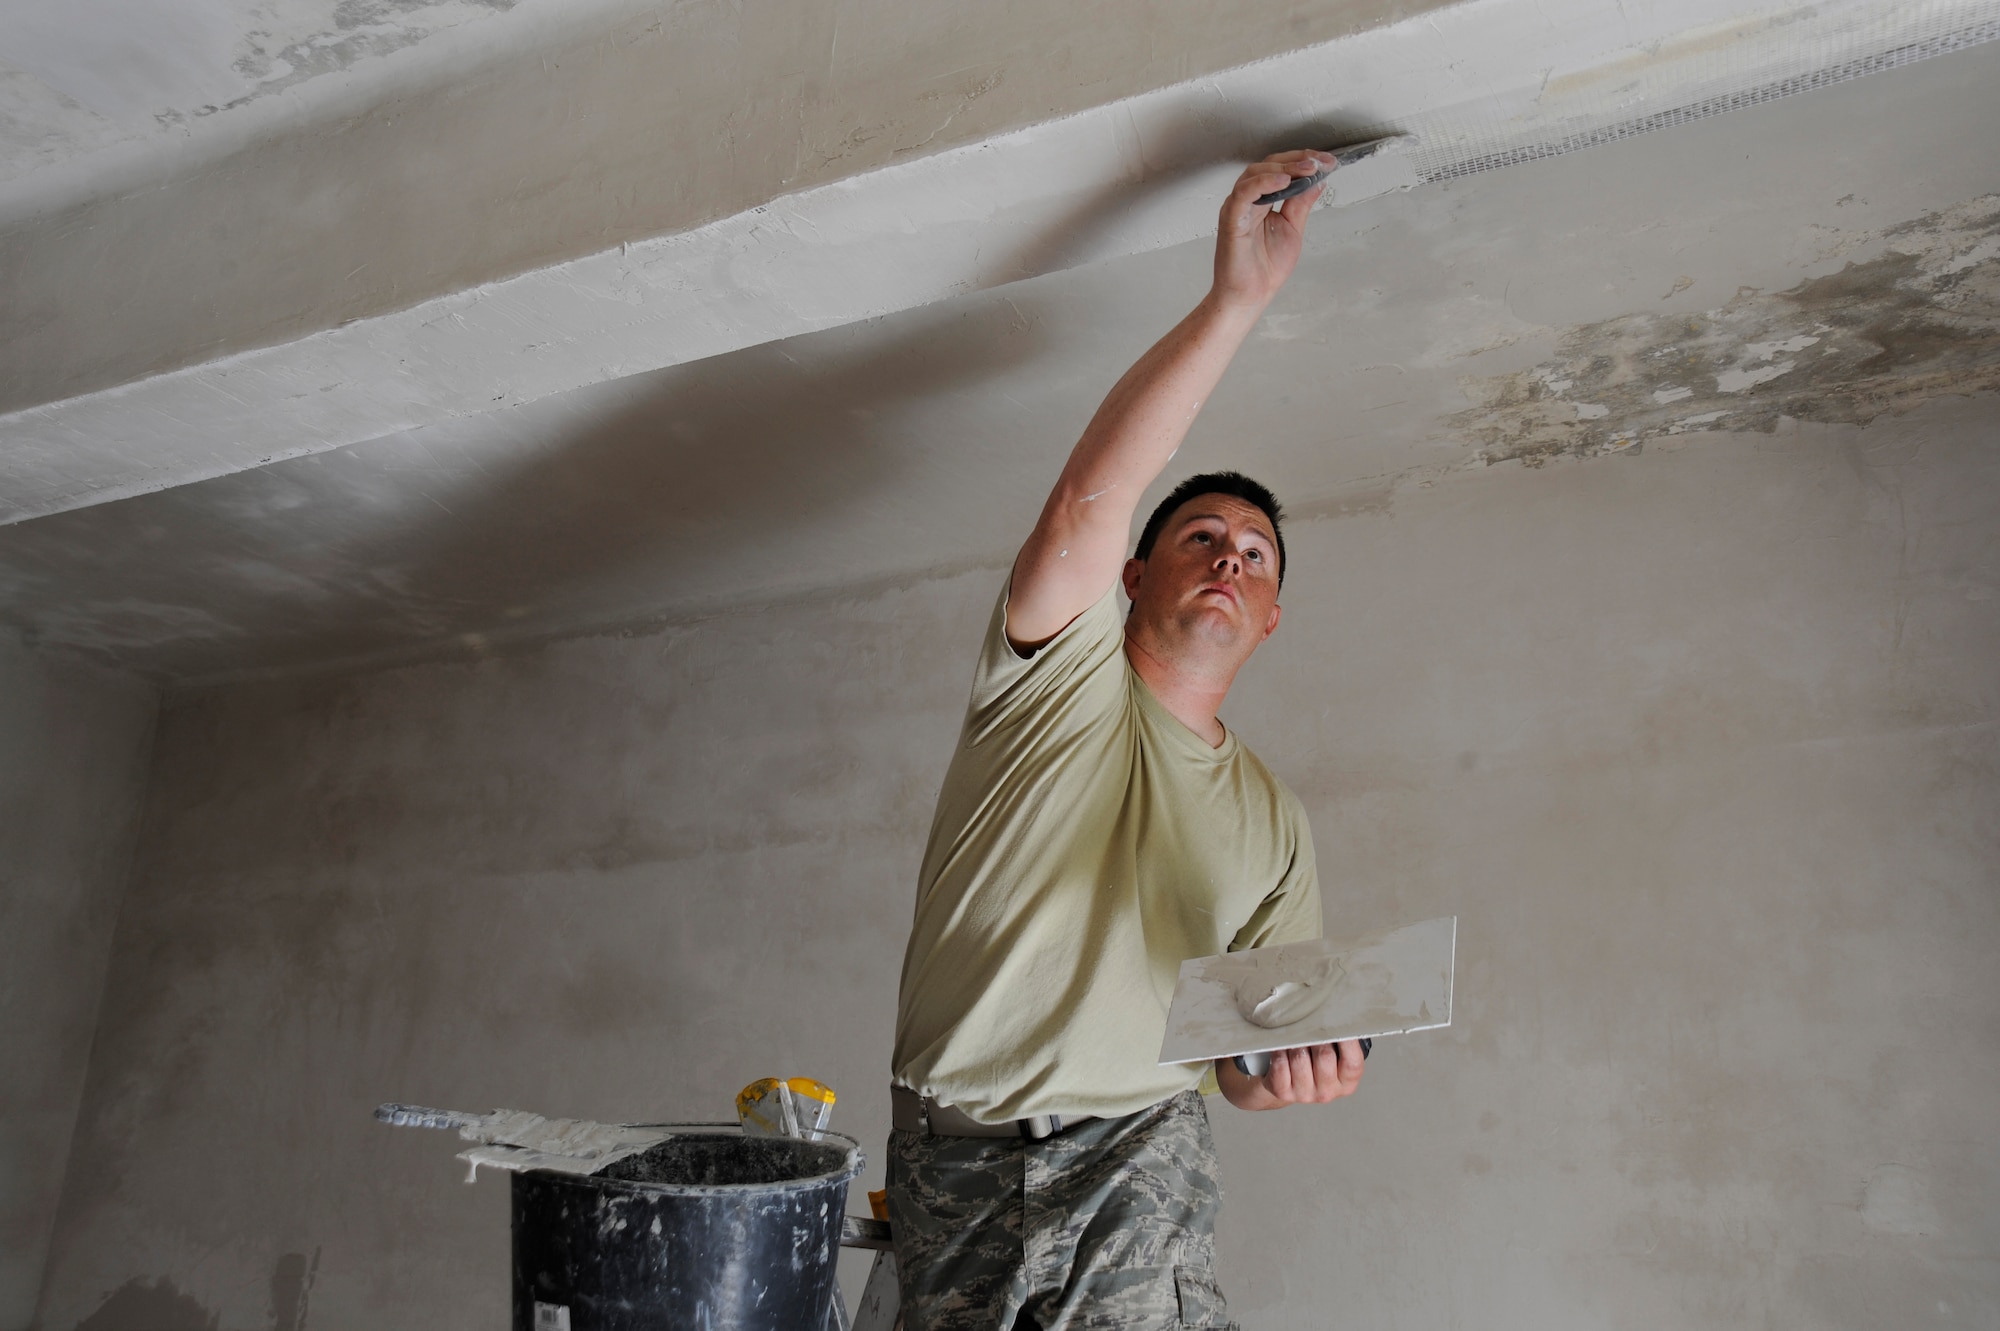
[1,0,539,155]
[1454,195,2000,466]
[179,0,521,124]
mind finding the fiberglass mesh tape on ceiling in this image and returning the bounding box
[1374,0,2000,184]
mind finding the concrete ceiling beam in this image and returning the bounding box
[3,0,1995,525]
[0,0,1456,418]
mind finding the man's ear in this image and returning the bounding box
[1261,602,1283,642]
[1121,556,1146,602]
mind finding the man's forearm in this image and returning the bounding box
[1056,290,1267,513]
[1005,291,1267,645]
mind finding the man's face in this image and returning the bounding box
[1122,494,1283,672]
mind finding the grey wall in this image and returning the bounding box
[32,400,2000,1328]
[0,640,155,1330]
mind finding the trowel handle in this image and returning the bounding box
[1252,171,1326,207]
[375,1103,484,1132]
[1231,1038,1370,1079]
[1232,1051,1272,1078]
[1250,136,1410,205]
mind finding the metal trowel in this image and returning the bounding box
[1158,915,1456,1072]
[1252,134,1419,209]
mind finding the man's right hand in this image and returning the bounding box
[1211,150,1336,316]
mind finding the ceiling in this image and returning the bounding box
[1,0,1996,684]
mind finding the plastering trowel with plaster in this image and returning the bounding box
[374,1102,679,1181]
[375,1076,838,1181]
[1159,916,1455,1076]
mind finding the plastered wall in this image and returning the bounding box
[33,401,2000,1328]
[0,641,155,1330]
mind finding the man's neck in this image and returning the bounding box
[1122,634,1234,747]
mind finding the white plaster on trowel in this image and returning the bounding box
[1159,916,1457,1065]
[1234,951,1347,1028]
[445,1107,671,1182]
[7,0,1999,523]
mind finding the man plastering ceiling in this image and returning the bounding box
[888,150,1363,1329]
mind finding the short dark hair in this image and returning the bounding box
[1133,471,1288,588]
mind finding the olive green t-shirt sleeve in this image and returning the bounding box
[962,577,1125,744]
[1228,800,1321,952]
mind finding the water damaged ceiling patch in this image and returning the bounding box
[1455,196,2000,466]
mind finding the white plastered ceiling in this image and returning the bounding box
[0,0,1997,682]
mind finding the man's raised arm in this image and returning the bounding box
[1003,150,1338,650]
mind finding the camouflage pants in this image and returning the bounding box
[886,1091,1237,1331]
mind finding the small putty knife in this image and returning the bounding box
[1253,135,1416,206]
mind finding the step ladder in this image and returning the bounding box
[836,1203,901,1331]
[738,1078,900,1331]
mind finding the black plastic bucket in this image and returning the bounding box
[511,1125,863,1331]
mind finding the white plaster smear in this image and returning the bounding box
[1235,951,1348,1028]
[454,1108,671,1182]
[376,1100,672,1180]
[5,0,1997,524]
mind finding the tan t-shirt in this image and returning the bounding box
[891,578,1321,1123]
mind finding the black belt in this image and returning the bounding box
[890,1085,1095,1142]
